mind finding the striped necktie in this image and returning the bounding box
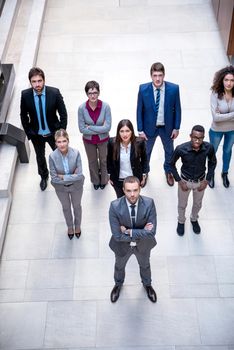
[155,88,160,117]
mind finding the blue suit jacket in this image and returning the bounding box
[137,81,181,138]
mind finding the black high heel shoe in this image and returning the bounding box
[75,230,81,239]
[67,230,74,240]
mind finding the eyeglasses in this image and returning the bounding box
[87,91,99,96]
[191,136,204,141]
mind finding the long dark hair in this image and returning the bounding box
[112,119,137,161]
[211,65,234,99]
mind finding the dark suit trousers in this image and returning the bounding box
[114,247,151,286]
[146,127,174,173]
[112,180,125,198]
[31,134,56,178]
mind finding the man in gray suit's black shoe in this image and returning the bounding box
[109,176,157,303]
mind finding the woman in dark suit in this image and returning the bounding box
[49,129,85,240]
[107,119,148,198]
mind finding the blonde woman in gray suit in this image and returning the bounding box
[49,129,85,240]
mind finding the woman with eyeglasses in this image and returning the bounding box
[107,119,148,198]
[78,81,112,190]
[208,66,234,188]
[49,129,84,240]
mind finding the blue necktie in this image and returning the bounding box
[38,94,45,130]
[130,205,136,228]
[155,88,160,117]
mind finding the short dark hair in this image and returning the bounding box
[28,67,45,81]
[191,125,205,134]
[85,81,100,94]
[123,176,140,188]
[150,62,165,75]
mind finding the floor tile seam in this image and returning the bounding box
[42,298,49,349]
[36,28,222,38]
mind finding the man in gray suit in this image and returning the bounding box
[109,176,157,303]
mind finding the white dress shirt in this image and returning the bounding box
[119,143,133,179]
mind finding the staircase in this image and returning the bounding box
[0,0,47,254]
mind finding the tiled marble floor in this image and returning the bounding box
[1,0,234,349]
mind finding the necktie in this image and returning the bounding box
[130,204,136,228]
[155,88,160,117]
[38,94,45,130]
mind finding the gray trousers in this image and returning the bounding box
[178,181,205,223]
[114,247,151,286]
[55,185,83,230]
[83,141,108,185]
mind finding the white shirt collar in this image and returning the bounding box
[125,198,139,208]
[152,81,165,92]
[33,86,46,97]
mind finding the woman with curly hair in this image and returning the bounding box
[209,65,234,188]
[107,119,148,198]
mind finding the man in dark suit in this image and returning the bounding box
[20,67,67,190]
[137,62,181,186]
[109,176,157,303]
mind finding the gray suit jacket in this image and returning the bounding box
[49,147,85,192]
[109,195,157,257]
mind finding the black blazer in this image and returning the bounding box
[107,137,148,182]
[20,86,67,139]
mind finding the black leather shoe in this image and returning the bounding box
[191,220,201,234]
[93,184,100,190]
[110,285,121,303]
[100,184,106,190]
[68,233,74,240]
[165,173,174,186]
[75,231,81,239]
[208,176,215,188]
[145,285,157,303]
[177,222,184,236]
[222,173,230,188]
[40,177,48,191]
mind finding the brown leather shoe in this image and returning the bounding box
[166,173,174,186]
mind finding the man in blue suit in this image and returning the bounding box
[137,62,181,186]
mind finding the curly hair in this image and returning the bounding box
[211,65,234,98]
